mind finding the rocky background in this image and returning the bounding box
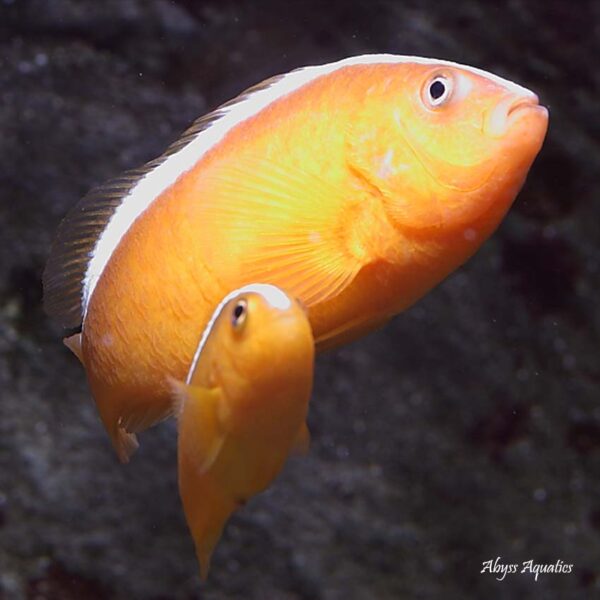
[1,1,599,598]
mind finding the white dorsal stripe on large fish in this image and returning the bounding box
[82,54,534,321]
[185,284,292,385]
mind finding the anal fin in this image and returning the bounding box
[113,427,139,464]
[316,315,391,352]
[118,400,177,435]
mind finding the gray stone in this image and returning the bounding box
[1,1,599,598]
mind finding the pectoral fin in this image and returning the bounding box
[170,379,226,474]
[198,156,366,307]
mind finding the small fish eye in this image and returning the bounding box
[423,75,452,108]
[231,299,247,329]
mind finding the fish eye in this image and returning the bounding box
[423,74,452,108]
[231,298,247,329]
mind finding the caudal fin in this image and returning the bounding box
[175,381,235,578]
[179,461,238,580]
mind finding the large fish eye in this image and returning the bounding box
[423,74,452,108]
[231,298,247,329]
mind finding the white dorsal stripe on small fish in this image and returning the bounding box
[185,284,292,385]
[82,54,535,322]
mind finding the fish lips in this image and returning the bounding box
[484,93,549,138]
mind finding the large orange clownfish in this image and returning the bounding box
[43,54,548,461]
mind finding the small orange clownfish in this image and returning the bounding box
[43,54,548,461]
[169,284,314,579]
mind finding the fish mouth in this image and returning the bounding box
[485,93,548,137]
[507,95,548,121]
[507,95,539,116]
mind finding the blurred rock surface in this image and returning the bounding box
[1,1,599,598]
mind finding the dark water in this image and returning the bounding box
[1,1,599,599]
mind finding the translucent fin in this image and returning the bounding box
[199,157,365,307]
[291,422,311,456]
[171,380,226,474]
[179,465,238,581]
[113,428,139,464]
[41,71,292,330]
[118,401,177,435]
[100,380,180,453]
[316,314,391,351]
[63,332,83,363]
[175,379,237,579]
[160,71,289,157]
[169,376,189,420]
[42,163,163,329]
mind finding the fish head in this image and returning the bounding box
[349,59,548,235]
[211,284,314,407]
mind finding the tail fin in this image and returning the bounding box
[179,456,238,580]
[175,381,234,578]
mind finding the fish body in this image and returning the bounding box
[43,54,548,460]
[171,284,314,578]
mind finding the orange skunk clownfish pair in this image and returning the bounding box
[43,54,548,461]
[170,283,314,579]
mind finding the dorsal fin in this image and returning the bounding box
[40,103,242,329]
[43,162,155,329]
[41,76,290,331]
